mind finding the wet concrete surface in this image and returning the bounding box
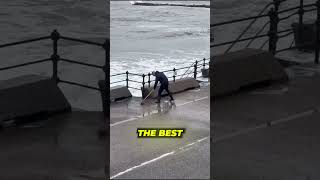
[0,111,106,180]
[110,83,210,179]
[118,138,210,179]
[213,64,320,179]
[110,81,209,124]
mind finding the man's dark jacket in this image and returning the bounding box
[154,72,169,89]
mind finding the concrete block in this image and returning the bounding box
[111,85,132,101]
[98,80,132,102]
[202,68,209,78]
[212,48,288,97]
[0,75,71,123]
[142,77,200,98]
[292,22,317,51]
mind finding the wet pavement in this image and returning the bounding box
[0,111,106,180]
[110,82,210,179]
[213,64,320,179]
[0,80,209,180]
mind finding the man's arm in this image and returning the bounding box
[154,77,159,89]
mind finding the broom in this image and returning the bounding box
[141,89,154,105]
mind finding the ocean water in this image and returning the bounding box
[110,1,210,92]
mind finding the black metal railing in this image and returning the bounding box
[0,29,109,96]
[110,57,210,91]
[211,0,320,64]
[0,29,208,101]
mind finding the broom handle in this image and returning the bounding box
[143,89,154,101]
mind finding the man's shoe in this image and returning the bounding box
[155,100,160,103]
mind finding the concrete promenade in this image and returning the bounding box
[110,83,210,179]
[0,111,106,180]
[213,63,320,180]
[0,81,210,180]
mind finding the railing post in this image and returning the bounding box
[273,0,280,12]
[103,39,110,91]
[173,68,176,82]
[315,0,320,64]
[126,71,129,88]
[298,0,305,45]
[51,29,60,83]
[102,38,110,179]
[102,39,110,118]
[203,58,206,69]
[142,74,145,90]
[148,73,151,87]
[268,8,279,55]
[194,60,198,79]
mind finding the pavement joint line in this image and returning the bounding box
[214,108,317,143]
[110,136,209,179]
[110,117,141,127]
[176,96,209,106]
[110,96,209,127]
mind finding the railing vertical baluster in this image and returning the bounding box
[103,38,110,179]
[194,60,198,79]
[51,30,60,83]
[103,39,110,117]
[298,0,304,46]
[268,9,274,53]
[148,73,151,87]
[203,58,206,69]
[126,71,129,88]
[173,68,176,82]
[268,8,279,55]
[274,8,279,55]
[142,74,145,90]
[315,0,320,64]
[273,0,280,12]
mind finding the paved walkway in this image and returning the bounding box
[213,64,320,180]
[110,83,210,179]
[0,111,106,180]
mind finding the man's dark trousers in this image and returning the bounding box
[157,82,174,102]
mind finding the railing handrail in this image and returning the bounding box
[212,0,320,64]
[0,36,51,48]
[60,35,104,47]
[110,57,210,91]
[0,30,108,93]
[211,14,270,27]
[0,35,105,49]
[0,31,209,94]
[211,2,316,29]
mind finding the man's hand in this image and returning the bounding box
[154,77,159,89]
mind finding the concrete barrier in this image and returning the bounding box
[212,48,288,97]
[0,75,71,124]
[142,77,200,98]
[292,22,316,51]
[111,85,132,101]
[98,80,132,103]
[201,68,209,78]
